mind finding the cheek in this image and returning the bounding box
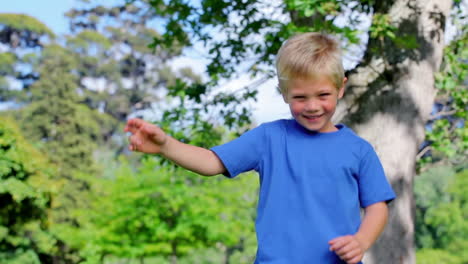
[289,102,304,116]
[322,99,338,112]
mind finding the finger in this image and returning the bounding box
[336,242,355,256]
[143,124,167,145]
[128,143,135,151]
[330,241,345,252]
[329,235,351,245]
[129,142,140,152]
[346,253,363,264]
[125,118,142,132]
[329,239,341,251]
[329,236,351,251]
[142,123,157,136]
[341,247,361,262]
[336,237,360,255]
[329,237,342,246]
[124,118,144,133]
[128,135,141,150]
[127,135,135,151]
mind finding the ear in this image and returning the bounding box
[338,77,347,99]
[282,93,289,103]
[278,85,289,103]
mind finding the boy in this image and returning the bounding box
[125,32,395,264]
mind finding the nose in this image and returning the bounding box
[304,99,319,112]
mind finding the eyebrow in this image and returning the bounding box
[290,91,307,96]
[290,89,332,96]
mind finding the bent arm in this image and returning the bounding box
[161,135,226,176]
[355,201,389,251]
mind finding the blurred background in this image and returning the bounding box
[0,0,466,263]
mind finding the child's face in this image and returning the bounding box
[283,76,346,133]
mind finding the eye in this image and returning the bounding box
[292,95,306,100]
[319,93,331,97]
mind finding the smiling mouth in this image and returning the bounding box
[302,114,323,121]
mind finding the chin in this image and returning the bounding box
[299,122,323,132]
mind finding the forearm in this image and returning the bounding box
[355,202,389,251]
[160,136,226,176]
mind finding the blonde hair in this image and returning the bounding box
[276,32,344,94]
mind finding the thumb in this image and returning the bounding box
[143,124,166,143]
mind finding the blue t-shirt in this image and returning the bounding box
[211,119,396,264]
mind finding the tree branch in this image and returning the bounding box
[416,145,432,160]
[429,109,457,120]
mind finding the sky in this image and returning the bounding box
[1,0,290,123]
[1,0,75,35]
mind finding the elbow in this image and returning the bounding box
[199,168,226,177]
[199,171,219,177]
[200,152,226,177]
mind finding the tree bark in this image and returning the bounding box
[333,0,452,263]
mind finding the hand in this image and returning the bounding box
[124,118,167,154]
[329,235,365,264]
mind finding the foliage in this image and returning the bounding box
[0,13,55,48]
[67,30,112,50]
[0,116,56,263]
[415,167,468,263]
[369,13,397,40]
[68,157,257,263]
[2,4,251,264]
[64,1,184,123]
[158,79,256,152]
[147,0,419,81]
[418,6,467,170]
[416,249,463,264]
[415,13,467,263]
[14,43,115,263]
[0,13,54,37]
[19,44,100,174]
[0,13,55,104]
[0,52,15,76]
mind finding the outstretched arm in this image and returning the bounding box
[328,202,389,264]
[124,118,226,176]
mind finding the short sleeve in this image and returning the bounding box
[211,124,266,178]
[358,144,396,207]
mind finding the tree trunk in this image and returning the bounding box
[170,242,178,264]
[223,238,245,264]
[333,0,452,263]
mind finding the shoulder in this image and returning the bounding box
[228,119,289,143]
[256,119,291,134]
[338,125,376,155]
[258,119,290,128]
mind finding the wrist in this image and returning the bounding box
[159,134,172,156]
[354,232,371,252]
